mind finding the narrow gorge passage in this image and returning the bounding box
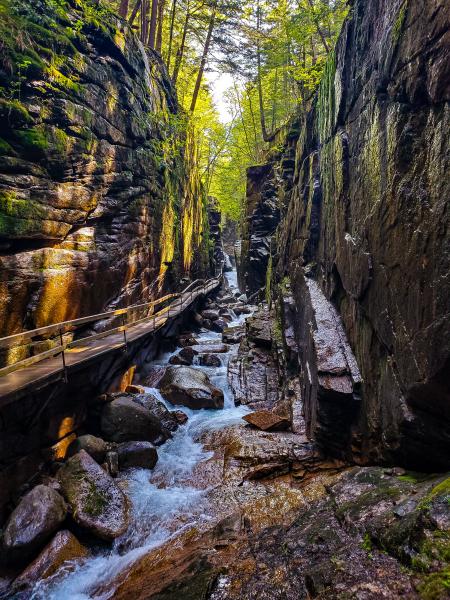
[0,0,448,598]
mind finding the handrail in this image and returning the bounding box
[0,277,221,379]
[0,293,180,350]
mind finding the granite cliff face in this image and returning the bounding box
[0,0,211,343]
[240,0,450,470]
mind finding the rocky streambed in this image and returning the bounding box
[1,269,449,600]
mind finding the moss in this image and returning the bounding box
[0,98,32,126]
[392,1,408,43]
[398,473,420,484]
[361,533,373,553]
[83,480,109,517]
[15,126,49,153]
[412,532,450,573]
[418,478,450,511]
[316,49,336,144]
[0,137,14,155]
[418,567,450,600]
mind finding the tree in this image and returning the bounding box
[190,0,218,112]
[148,0,159,48]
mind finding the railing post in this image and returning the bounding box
[59,328,68,384]
[121,313,128,352]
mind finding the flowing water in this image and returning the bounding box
[31,270,249,600]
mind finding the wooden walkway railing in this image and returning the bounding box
[0,277,221,382]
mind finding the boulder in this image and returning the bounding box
[58,450,129,541]
[67,434,109,463]
[125,384,146,394]
[142,366,167,388]
[178,335,199,347]
[222,326,246,344]
[133,393,179,432]
[211,319,228,333]
[199,354,222,367]
[201,309,220,321]
[100,395,171,445]
[190,343,228,355]
[159,366,224,410]
[3,485,67,561]
[169,353,192,366]
[247,314,272,348]
[171,410,189,425]
[238,294,248,303]
[175,347,197,365]
[117,441,158,470]
[105,451,119,478]
[13,530,88,591]
[243,410,290,432]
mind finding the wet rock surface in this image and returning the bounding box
[238,0,450,468]
[117,442,158,471]
[0,0,210,345]
[2,485,67,562]
[229,306,279,411]
[100,395,171,445]
[159,366,224,410]
[12,530,88,592]
[66,434,109,464]
[2,273,448,600]
[110,468,450,600]
[57,450,129,541]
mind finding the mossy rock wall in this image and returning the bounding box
[0,0,210,340]
[246,0,450,469]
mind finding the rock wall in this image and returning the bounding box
[239,163,280,297]
[243,0,450,469]
[0,0,211,346]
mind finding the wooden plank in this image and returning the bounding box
[0,344,65,377]
[68,325,126,349]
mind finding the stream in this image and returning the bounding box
[31,269,250,600]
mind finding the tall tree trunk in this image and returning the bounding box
[148,0,159,48]
[129,0,141,26]
[256,1,271,142]
[166,0,177,68]
[119,0,129,18]
[156,0,165,53]
[172,1,189,84]
[140,0,149,42]
[190,0,217,113]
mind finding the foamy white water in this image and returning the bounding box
[31,268,249,600]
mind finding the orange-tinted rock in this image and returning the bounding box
[13,530,88,591]
[243,410,290,432]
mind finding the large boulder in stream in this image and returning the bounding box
[117,441,158,470]
[159,366,224,410]
[67,434,110,463]
[58,450,129,541]
[100,395,171,445]
[13,530,88,591]
[2,485,67,561]
[133,393,180,433]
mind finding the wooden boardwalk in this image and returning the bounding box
[0,278,221,406]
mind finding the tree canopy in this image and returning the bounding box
[108,0,348,222]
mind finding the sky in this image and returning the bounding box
[206,70,234,123]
